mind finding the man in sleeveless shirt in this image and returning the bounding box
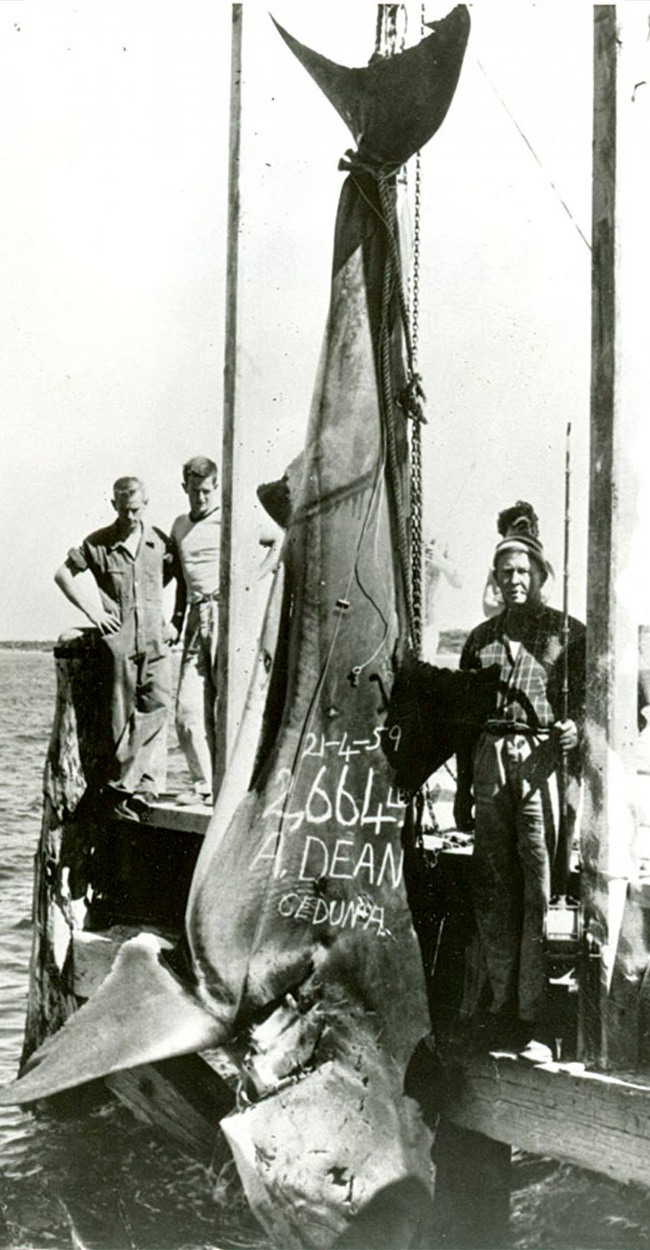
[453,502,585,1055]
[169,457,221,803]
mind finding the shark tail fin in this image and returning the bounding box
[0,933,227,1106]
[271,5,470,167]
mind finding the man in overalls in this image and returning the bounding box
[55,476,177,818]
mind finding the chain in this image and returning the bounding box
[408,2,426,657]
[372,4,434,852]
[370,6,420,647]
[374,5,405,59]
[370,4,427,653]
[374,4,425,654]
[410,145,423,655]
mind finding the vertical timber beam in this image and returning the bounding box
[580,5,650,1068]
[215,3,243,798]
[431,1121,511,1249]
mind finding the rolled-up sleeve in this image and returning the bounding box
[65,543,89,574]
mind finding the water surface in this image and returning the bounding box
[1,650,650,1249]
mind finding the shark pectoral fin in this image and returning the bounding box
[0,933,227,1106]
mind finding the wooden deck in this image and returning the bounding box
[35,631,650,1208]
[122,794,213,835]
[429,1047,650,1190]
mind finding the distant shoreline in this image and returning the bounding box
[0,640,55,652]
[0,629,468,657]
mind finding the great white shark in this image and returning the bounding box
[1,8,471,1244]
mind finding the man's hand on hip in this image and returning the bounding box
[95,612,121,636]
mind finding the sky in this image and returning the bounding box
[0,0,594,647]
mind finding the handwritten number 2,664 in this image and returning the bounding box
[261,763,402,834]
[298,765,359,826]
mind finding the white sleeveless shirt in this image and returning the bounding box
[171,508,220,603]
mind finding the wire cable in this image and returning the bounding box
[476,58,590,252]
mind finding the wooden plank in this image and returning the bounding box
[72,927,238,1157]
[106,1053,235,1160]
[432,1120,511,1249]
[581,2,622,1071]
[131,799,211,835]
[432,1052,650,1189]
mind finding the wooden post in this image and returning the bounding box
[580,5,650,1068]
[22,632,235,1139]
[22,631,113,1062]
[431,1120,511,1248]
[214,3,243,797]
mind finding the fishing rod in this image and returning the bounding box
[552,420,572,898]
[546,421,582,1015]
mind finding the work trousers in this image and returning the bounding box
[471,730,559,1024]
[104,636,171,793]
[175,598,218,791]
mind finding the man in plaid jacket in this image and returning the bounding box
[454,502,585,1053]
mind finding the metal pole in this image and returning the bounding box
[214,3,243,798]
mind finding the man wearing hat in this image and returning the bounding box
[453,502,585,1054]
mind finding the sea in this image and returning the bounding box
[2,648,650,1250]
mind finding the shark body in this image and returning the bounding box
[2,10,470,1245]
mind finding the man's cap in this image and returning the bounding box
[492,500,552,583]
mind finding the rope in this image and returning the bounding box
[376,169,417,645]
[337,156,423,648]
